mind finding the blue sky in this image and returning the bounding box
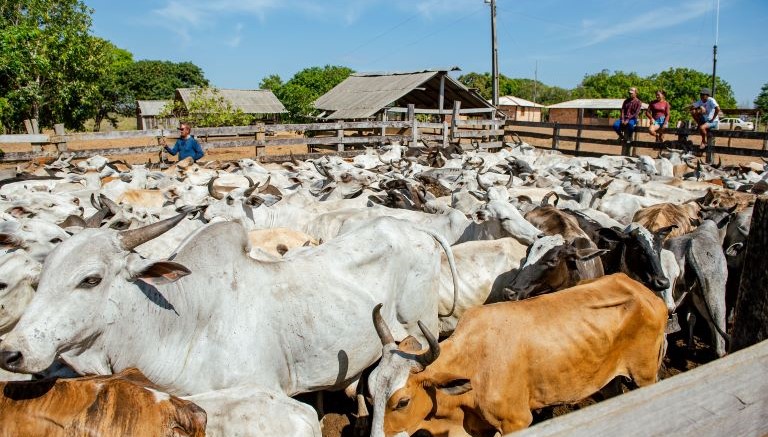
[85,0,766,106]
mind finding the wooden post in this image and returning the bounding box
[552,123,560,150]
[23,119,34,135]
[407,104,416,146]
[381,110,387,145]
[706,131,715,163]
[730,195,768,353]
[575,108,583,156]
[53,123,67,152]
[438,74,445,119]
[451,101,461,144]
[30,118,39,135]
[337,129,344,152]
[254,125,265,157]
[442,121,449,147]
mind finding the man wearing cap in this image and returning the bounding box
[613,87,643,142]
[690,87,720,153]
[165,122,204,162]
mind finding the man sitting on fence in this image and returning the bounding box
[165,123,204,162]
[613,87,643,142]
[689,87,720,154]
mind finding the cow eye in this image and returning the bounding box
[394,397,410,410]
[49,237,62,244]
[0,282,7,291]
[78,276,102,288]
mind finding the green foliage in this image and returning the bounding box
[263,65,354,122]
[118,60,209,102]
[0,0,107,131]
[458,72,570,106]
[159,87,254,128]
[753,83,768,124]
[90,38,134,131]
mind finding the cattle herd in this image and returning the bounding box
[0,140,760,436]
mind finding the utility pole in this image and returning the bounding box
[712,0,720,98]
[486,0,499,106]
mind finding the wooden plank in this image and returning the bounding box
[730,196,768,352]
[453,129,505,138]
[257,150,364,163]
[66,129,165,141]
[456,119,504,128]
[510,340,768,437]
[0,134,50,143]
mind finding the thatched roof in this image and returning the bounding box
[176,88,286,114]
[314,69,494,120]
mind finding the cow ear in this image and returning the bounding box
[128,256,191,286]
[655,225,678,240]
[429,373,472,396]
[725,242,745,257]
[573,248,608,261]
[597,227,626,243]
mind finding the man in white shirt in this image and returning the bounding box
[689,87,720,153]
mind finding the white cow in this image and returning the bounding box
[0,215,458,400]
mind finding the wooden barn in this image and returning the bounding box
[135,100,177,130]
[313,69,496,121]
[496,96,544,122]
[174,88,287,123]
[547,98,649,126]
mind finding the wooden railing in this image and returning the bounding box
[0,103,503,163]
[506,120,768,161]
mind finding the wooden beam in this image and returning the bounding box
[511,340,768,437]
[730,196,768,352]
[0,134,49,143]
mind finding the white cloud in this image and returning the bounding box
[578,0,713,47]
[228,23,244,47]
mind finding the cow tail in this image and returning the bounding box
[413,225,460,318]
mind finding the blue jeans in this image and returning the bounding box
[613,118,637,137]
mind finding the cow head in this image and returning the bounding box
[0,250,41,335]
[504,235,606,301]
[0,211,192,374]
[475,200,542,245]
[368,304,470,437]
[596,223,673,292]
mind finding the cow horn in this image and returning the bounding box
[541,191,559,207]
[207,176,224,200]
[506,169,515,188]
[372,303,395,345]
[415,320,440,369]
[712,156,722,169]
[476,173,491,190]
[98,194,120,215]
[85,208,110,228]
[244,175,255,188]
[119,208,192,250]
[258,175,272,193]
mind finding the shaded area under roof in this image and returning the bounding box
[176,88,286,114]
[314,70,494,120]
[136,100,171,116]
[548,98,648,110]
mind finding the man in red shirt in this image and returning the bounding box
[613,87,642,142]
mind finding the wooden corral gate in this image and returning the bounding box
[0,103,503,163]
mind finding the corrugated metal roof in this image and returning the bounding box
[137,100,171,116]
[496,96,544,108]
[547,98,648,110]
[314,71,438,119]
[176,88,286,114]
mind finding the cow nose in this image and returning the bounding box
[651,277,670,292]
[0,350,23,372]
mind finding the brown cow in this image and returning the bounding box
[633,202,698,240]
[0,368,206,437]
[368,273,668,437]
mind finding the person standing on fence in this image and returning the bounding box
[613,87,643,142]
[165,122,204,162]
[689,87,720,154]
[646,90,670,143]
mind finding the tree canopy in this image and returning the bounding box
[753,83,768,124]
[261,65,354,122]
[159,87,253,128]
[118,60,209,102]
[457,72,570,106]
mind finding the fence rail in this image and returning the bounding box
[507,120,768,161]
[0,103,505,163]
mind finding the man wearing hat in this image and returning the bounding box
[690,87,720,153]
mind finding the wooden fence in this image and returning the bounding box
[506,120,768,162]
[0,103,503,163]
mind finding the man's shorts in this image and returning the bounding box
[700,120,719,129]
[653,116,666,127]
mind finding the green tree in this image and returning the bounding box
[160,87,253,128]
[0,0,110,131]
[266,65,353,122]
[90,38,134,131]
[118,60,209,102]
[754,83,768,125]
[458,72,492,98]
[259,74,283,91]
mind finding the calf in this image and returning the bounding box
[0,368,206,436]
[368,273,668,436]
